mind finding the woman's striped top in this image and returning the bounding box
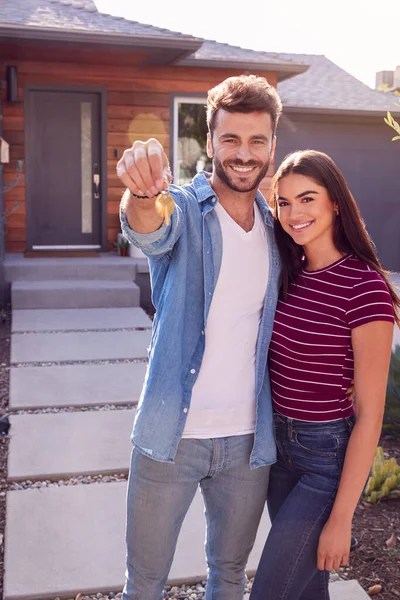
[269,254,395,422]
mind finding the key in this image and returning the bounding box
[155,189,175,226]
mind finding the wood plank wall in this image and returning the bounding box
[1,42,277,252]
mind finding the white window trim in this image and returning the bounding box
[172,96,207,184]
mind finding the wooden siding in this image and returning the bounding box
[1,42,277,252]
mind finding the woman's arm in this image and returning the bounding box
[317,320,394,571]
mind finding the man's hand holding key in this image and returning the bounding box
[117,138,174,234]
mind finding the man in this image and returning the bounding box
[117,74,282,600]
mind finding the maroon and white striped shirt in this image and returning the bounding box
[269,255,395,422]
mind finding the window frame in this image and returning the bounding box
[170,93,208,185]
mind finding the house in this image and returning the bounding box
[0,0,305,261]
[0,0,399,273]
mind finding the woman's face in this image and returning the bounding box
[276,173,338,249]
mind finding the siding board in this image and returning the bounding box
[2,43,277,251]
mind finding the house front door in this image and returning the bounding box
[26,89,102,250]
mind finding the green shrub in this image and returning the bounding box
[384,345,400,433]
[363,446,400,504]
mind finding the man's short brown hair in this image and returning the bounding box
[207,74,282,138]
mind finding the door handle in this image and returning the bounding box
[93,173,100,199]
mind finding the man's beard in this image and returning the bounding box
[213,156,271,193]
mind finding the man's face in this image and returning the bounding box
[207,109,276,193]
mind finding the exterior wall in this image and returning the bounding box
[276,111,400,271]
[0,70,6,307]
[0,42,277,252]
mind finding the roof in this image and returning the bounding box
[0,0,197,41]
[277,53,400,115]
[0,0,306,79]
[1,1,396,114]
[179,40,308,80]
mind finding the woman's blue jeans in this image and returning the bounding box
[250,412,356,600]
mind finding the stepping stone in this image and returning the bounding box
[3,483,271,599]
[10,362,147,410]
[8,409,135,481]
[11,279,141,310]
[11,329,151,364]
[330,579,369,599]
[12,307,152,332]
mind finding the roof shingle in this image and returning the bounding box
[1,1,398,114]
[0,0,198,40]
[184,40,301,67]
[277,53,400,113]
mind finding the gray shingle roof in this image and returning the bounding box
[277,53,400,114]
[1,2,397,114]
[178,40,307,79]
[0,0,198,40]
[0,0,306,76]
[183,40,302,67]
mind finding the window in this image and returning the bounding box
[172,96,213,185]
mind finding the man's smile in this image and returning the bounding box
[229,164,258,175]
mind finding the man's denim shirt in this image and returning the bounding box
[120,171,281,469]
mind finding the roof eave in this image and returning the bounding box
[282,105,400,117]
[0,24,203,53]
[175,58,308,81]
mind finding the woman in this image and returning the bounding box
[250,150,400,600]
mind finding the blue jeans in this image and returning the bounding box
[122,434,270,600]
[250,413,356,600]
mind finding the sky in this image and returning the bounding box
[95,0,400,89]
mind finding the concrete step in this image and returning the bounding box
[10,362,147,410]
[11,307,152,332]
[4,253,141,282]
[11,329,151,364]
[8,410,135,481]
[11,280,141,309]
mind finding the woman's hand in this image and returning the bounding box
[317,517,352,571]
[346,379,355,402]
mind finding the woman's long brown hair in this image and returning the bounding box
[271,149,400,326]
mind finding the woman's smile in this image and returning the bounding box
[289,220,314,232]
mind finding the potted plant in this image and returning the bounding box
[115,234,130,256]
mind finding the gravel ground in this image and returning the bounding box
[57,581,226,600]
[52,579,253,599]
[13,404,137,415]
[0,308,11,600]
[9,474,128,490]
[350,436,400,598]
[13,327,151,334]
[13,357,148,368]
[47,574,347,600]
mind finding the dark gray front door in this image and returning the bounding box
[26,90,101,249]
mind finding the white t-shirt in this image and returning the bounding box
[182,201,270,438]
